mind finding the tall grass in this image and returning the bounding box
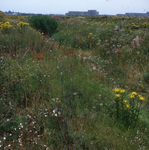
[0,14,149,149]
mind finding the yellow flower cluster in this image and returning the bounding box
[113,88,126,93]
[7,15,25,19]
[113,88,126,98]
[0,22,12,30]
[17,22,29,28]
[106,22,115,27]
[112,16,132,20]
[128,92,145,101]
[123,100,130,108]
[130,23,140,30]
[142,22,149,28]
[0,22,12,33]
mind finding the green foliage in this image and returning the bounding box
[0,11,5,22]
[29,15,58,36]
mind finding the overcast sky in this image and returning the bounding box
[1,0,149,15]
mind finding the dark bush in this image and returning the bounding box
[29,15,58,36]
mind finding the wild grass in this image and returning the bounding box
[0,14,149,149]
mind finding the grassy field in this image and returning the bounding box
[0,13,149,149]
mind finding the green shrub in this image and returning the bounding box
[29,15,58,36]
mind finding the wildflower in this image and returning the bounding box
[114,94,121,98]
[88,33,92,38]
[129,94,135,98]
[120,89,126,93]
[131,92,137,96]
[124,100,128,103]
[52,98,55,101]
[126,104,130,108]
[139,96,145,101]
[113,88,121,92]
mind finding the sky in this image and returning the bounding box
[1,0,149,15]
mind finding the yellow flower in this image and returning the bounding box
[131,92,137,95]
[126,104,130,108]
[124,100,128,103]
[113,88,121,92]
[139,96,145,101]
[114,94,121,98]
[5,22,10,25]
[88,33,93,38]
[120,89,126,93]
[129,94,135,99]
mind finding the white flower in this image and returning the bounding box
[7,119,10,121]
[58,112,61,115]
[73,92,77,95]
[53,109,55,113]
[52,98,55,101]
[18,138,21,142]
[92,66,96,70]
[55,114,57,117]
[3,137,6,140]
[45,115,47,117]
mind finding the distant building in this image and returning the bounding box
[117,12,149,17]
[12,12,17,15]
[66,10,99,15]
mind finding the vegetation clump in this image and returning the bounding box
[29,15,58,36]
[0,10,5,22]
